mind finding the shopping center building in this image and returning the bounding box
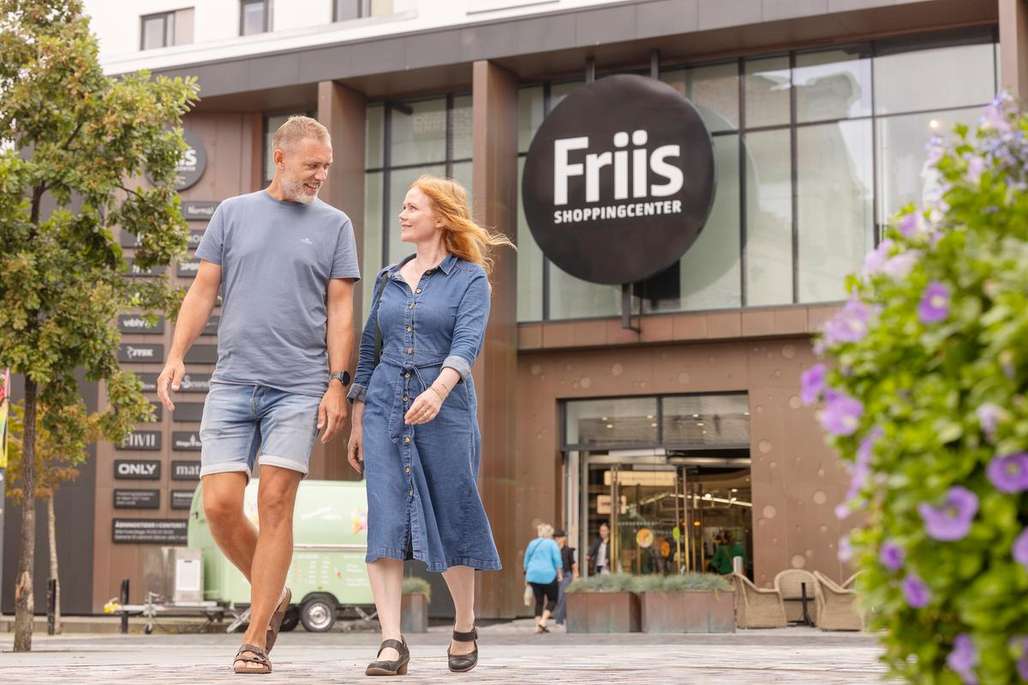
[3,0,1027,619]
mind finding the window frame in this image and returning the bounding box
[140,11,174,51]
[333,0,370,22]
[239,0,270,37]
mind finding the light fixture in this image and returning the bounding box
[601,416,608,421]
[692,413,700,419]
[650,422,657,428]
[731,488,738,493]
[605,423,614,429]
[929,119,940,129]
[693,520,701,527]
[646,415,654,420]
[696,422,704,427]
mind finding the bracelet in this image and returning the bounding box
[428,385,447,401]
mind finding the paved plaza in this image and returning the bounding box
[0,621,890,684]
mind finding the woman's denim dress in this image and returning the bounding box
[347,254,502,573]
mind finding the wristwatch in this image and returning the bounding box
[330,371,351,386]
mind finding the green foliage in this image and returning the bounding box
[567,573,731,594]
[813,95,1028,684]
[0,0,197,447]
[401,577,431,600]
[566,572,636,594]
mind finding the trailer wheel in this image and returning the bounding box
[300,596,337,632]
[280,606,300,632]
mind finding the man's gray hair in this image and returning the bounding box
[272,115,330,151]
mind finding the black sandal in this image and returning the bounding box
[448,627,478,673]
[365,637,410,676]
[233,643,271,674]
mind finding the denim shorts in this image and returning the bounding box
[199,382,321,480]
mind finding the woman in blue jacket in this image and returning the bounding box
[524,523,564,633]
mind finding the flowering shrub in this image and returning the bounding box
[804,95,1028,684]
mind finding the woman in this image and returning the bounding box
[523,523,563,634]
[347,175,512,676]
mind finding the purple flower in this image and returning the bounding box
[918,282,951,324]
[835,503,850,520]
[882,250,921,279]
[837,535,853,562]
[823,298,871,345]
[902,572,930,608]
[980,95,1012,134]
[946,634,978,685]
[898,212,926,238]
[879,541,905,572]
[976,403,1003,440]
[965,155,986,185]
[800,363,827,405]
[818,390,863,436]
[862,239,893,276]
[986,452,1028,493]
[845,427,882,500]
[1013,636,1028,682]
[1014,528,1028,568]
[925,135,946,166]
[918,487,979,541]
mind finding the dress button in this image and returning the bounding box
[415,288,422,294]
[408,303,415,309]
[404,466,411,474]
[403,436,411,444]
[409,488,414,497]
[406,347,413,354]
[406,325,412,332]
[403,395,409,402]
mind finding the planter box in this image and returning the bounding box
[401,593,428,633]
[639,589,736,633]
[566,591,640,633]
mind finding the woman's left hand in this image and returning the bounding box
[404,386,445,425]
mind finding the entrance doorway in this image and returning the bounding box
[562,393,753,578]
[579,456,752,576]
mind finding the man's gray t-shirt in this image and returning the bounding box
[195,190,360,397]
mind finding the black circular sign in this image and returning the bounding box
[522,75,716,285]
[174,129,207,191]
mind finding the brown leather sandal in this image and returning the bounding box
[265,586,292,653]
[448,628,479,673]
[233,643,272,674]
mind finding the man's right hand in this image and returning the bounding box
[157,358,185,412]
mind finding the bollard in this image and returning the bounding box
[120,579,130,634]
[46,578,56,636]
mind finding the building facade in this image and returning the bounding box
[4,0,1027,619]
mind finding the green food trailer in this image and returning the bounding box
[188,479,374,632]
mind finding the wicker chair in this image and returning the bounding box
[773,569,819,625]
[813,570,863,631]
[731,572,788,628]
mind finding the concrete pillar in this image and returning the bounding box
[471,60,520,618]
[999,0,1028,100]
[314,80,366,481]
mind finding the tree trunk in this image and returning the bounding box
[48,493,61,634]
[14,378,37,652]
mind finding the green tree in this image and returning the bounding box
[807,95,1028,684]
[0,0,197,651]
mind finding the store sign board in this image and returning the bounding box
[521,75,716,285]
[173,130,207,191]
[114,459,161,480]
[117,431,162,451]
[118,314,165,335]
[181,201,218,221]
[171,461,201,481]
[172,431,203,452]
[112,519,187,544]
[171,490,196,510]
[118,344,163,364]
[114,489,160,510]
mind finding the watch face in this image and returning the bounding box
[338,371,351,385]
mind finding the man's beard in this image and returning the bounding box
[282,176,318,205]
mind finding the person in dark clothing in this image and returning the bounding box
[586,522,611,575]
[553,529,578,625]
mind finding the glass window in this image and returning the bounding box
[873,43,994,115]
[745,57,790,129]
[797,120,873,303]
[518,86,544,154]
[387,164,446,264]
[565,398,659,447]
[335,0,360,21]
[662,395,750,449]
[516,157,544,321]
[362,171,384,317]
[452,95,474,160]
[675,135,742,311]
[744,129,792,306]
[141,13,171,50]
[662,62,739,132]
[173,8,194,46]
[370,0,394,16]
[241,0,268,36]
[366,104,384,168]
[550,80,583,112]
[548,266,621,320]
[451,160,473,199]
[389,98,447,166]
[794,50,871,122]
[875,107,980,224]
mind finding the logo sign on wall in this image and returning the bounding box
[174,130,207,191]
[171,490,196,510]
[112,519,187,545]
[114,489,160,510]
[521,74,716,285]
[181,201,218,221]
[117,431,162,451]
[118,343,164,364]
[114,459,161,480]
[172,432,202,451]
[172,461,201,481]
[118,314,165,335]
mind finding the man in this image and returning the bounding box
[157,116,359,674]
[552,529,577,625]
[587,521,611,576]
